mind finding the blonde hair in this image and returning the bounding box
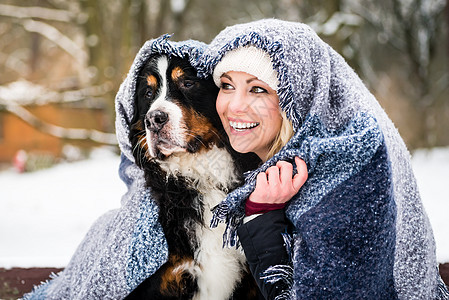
[265,111,294,161]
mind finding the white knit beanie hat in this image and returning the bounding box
[213,46,279,91]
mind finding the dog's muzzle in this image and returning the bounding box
[144,108,186,158]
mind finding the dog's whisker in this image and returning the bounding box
[210,129,228,144]
[131,132,146,154]
[131,131,152,166]
[184,131,208,148]
[139,136,152,163]
[186,128,227,146]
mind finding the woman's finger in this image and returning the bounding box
[255,171,269,189]
[266,165,280,186]
[277,161,293,187]
[249,172,270,203]
[292,157,308,191]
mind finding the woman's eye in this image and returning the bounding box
[220,82,233,90]
[250,86,267,94]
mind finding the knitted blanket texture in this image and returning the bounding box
[197,19,448,299]
[23,19,449,300]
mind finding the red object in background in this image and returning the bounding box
[13,150,28,173]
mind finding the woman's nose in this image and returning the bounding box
[228,91,248,114]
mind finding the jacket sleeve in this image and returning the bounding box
[237,209,292,300]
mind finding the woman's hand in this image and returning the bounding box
[249,157,308,204]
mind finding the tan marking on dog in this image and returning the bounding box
[146,74,157,88]
[180,106,222,149]
[160,254,195,296]
[171,66,185,81]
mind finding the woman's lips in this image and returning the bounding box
[227,119,260,135]
[229,120,259,131]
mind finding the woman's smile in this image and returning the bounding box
[228,119,260,133]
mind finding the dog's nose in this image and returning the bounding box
[146,110,169,132]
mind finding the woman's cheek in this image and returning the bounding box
[216,94,229,131]
[216,93,226,116]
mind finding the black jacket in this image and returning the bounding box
[237,210,292,300]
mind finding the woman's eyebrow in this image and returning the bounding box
[220,73,259,84]
[220,73,233,81]
[246,77,259,84]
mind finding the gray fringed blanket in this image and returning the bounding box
[23,19,449,300]
[198,19,449,299]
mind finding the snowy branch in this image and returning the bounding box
[0,80,113,106]
[20,19,87,66]
[0,4,75,23]
[0,99,117,145]
[346,0,406,51]
[0,80,117,145]
[0,52,29,76]
[309,11,362,36]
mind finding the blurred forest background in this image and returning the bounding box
[0,0,448,168]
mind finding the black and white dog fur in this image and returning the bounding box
[125,54,260,300]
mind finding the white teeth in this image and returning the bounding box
[229,121,259,130]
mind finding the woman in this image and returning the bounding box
[214,47,308,299]
[198,19,449,299]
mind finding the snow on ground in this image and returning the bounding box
[411,147,449,263]
[0,148,126,268]
[0,147,448,269]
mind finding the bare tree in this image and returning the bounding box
[1,0,448,151]
[343,0,448,148]
[0,80,117,144]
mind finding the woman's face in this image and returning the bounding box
[216,71,282,160]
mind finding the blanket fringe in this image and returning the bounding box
[437,273,449,299]
[260,264,293,300]
[210,202,244,248]
[21,271,60,300]
[281,231,293,262]
[210,202,229,228]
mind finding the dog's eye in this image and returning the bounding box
[146,89,153,98]
[182,80,196,89]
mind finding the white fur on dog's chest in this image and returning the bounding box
[193,210,246,300]
[159,146,239,197]
[159,146,246,300]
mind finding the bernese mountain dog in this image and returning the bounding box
[125,54,261,300]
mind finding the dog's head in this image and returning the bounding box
[130,54,223,164]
